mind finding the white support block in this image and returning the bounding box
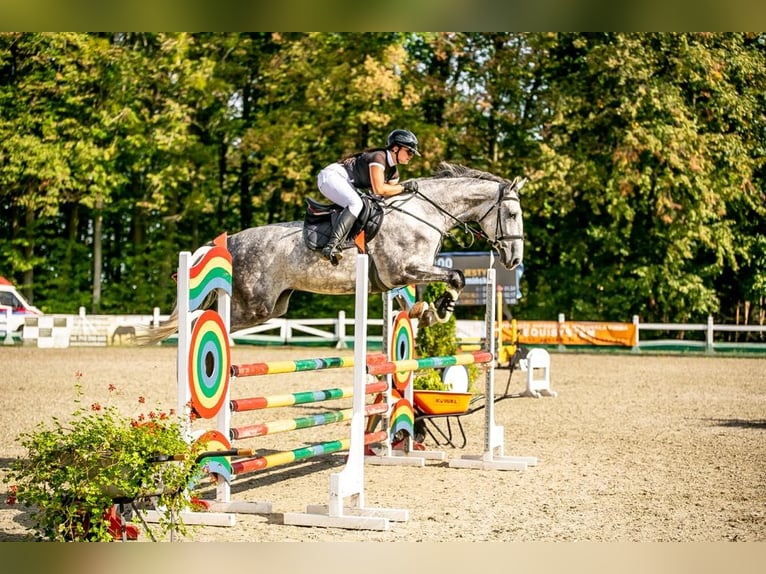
[390,448,447,461]
[205,500,272,515]
[520,348,557,398]
[303,504,409,522]
[364,453,427,467]
[140,509,237,527]
[283,511,390,531]
[284,503,409,530]
[450,453,538,471]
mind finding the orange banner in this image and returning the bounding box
[509,320,637,347]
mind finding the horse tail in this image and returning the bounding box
[134,286,223,346]
[133,306,180,346]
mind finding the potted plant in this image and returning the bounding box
[3,373,203,541]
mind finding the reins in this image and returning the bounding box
[383,192,477,248]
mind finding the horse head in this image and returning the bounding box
[425,163,526,271]
[484,176,525,270]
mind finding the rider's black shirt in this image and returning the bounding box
[339,149,399,192]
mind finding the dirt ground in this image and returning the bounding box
[1,345,764,543]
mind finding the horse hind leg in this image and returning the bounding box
[271,290,294,318]
[230,289,294,331]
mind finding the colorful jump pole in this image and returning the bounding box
[366,351,493,376]
[229,380,388,412]
[232,429,389,475]
[231,402,389,441]
[231,356,354,377]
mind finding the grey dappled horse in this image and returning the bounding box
[141,163,525,344]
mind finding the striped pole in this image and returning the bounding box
[231,430,387,475]
[231,402,389,440]
[230,380,388,412]
[232,356,353,377]
[231,352,388,378]
[366,351,492,376]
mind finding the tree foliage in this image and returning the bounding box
[1,32,764,328]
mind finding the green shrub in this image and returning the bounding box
[413,282,485,392]
[413,369,447,391]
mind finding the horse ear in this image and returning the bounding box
[507,177,527,195]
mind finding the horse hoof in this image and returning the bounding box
[434,293,456,322]
[409,301,429,319]
[435,301,454,322]
[434,311,451,323]
[418,310,436,328]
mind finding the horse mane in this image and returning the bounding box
[432,162,511,186]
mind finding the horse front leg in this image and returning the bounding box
[410,269,465,328]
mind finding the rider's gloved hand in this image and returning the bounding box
[402,180,418,193]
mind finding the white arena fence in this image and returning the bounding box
[1,307,764,354]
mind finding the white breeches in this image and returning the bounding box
[317,163,363,217]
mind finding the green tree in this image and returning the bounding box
[102,33,217,312]
[0,33,120,309]
[523,33,766,325]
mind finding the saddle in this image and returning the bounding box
[302,194,384,253]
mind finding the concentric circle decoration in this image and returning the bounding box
[389,398,414,443]
[392,284,417,311]
[188,309,231,419]
[390,311,414,390]
[194,430,233,484]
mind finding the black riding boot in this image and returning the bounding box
[321,207,357,266]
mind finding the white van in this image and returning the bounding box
[0,276,42,335]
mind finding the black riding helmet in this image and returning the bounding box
[387,129,421,156]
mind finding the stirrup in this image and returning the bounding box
[321,245,343,265]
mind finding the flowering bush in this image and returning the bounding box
[3,373,202,541]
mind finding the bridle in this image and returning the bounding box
[386,178,525,251]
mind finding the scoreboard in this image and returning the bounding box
[428,251,524,306]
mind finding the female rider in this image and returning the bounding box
[316,129,420,265]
